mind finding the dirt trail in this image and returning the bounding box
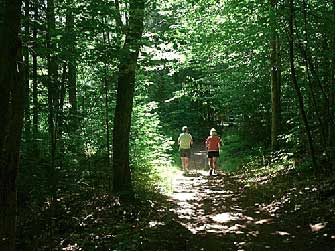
[165,148,334,251]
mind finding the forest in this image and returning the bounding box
[0,0,334,250]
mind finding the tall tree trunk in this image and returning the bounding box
[301,0,327,149]
[112,0,145,194]
[0,1,24,250]
[47,0,58,170]
[329,0,335,167]
[270,0,281,151]
[288,0,317,168]
[23,0,31,143]
[65,8,77,131]
[104,65,111,170]
[32,0,39,155]
[102,20,112,178]
[57,64,67,167]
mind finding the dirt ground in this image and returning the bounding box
[35,148,335,251]
[142,148,335,251]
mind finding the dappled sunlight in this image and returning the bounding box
[168,168,276,237]
[255,219,272,225]
[211,212,241,223]
[274,231,291,236]
[310,222,327,232]
[148,221,165,228]
[158,148,335,250]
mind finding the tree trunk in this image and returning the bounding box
[23,0,31,143]
[270,0,281,151]
[102,22,111,172]
[329,0,335,167]
[56,64,67,167]
[112,0,145,194]
[47,0,58,170]
[32,0,39,155]
[0,1,24,250]
[66,8,77,131]
[300,0,327,149]
[288,0,317,168]
[104,65,111,171]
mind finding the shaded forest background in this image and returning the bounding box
[0,0,334,250]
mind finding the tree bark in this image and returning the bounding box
[329,0,335,166]
[47,0,58,170]
[300,0,327,149]
[0,1,24,250]
[102,20,112,169]
[32,0,39,155]
[270,0,281,151]
[112,0,145,194]
[288,0,317,168]
[23,0,31,142]
[104,65,111,170]
[66,8,77,130]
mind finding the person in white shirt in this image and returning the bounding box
[178,126,193,172]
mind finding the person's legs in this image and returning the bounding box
[212,157,217,173]
[208,152,213,169]
[213,157,216,170]
[185,157,189,171]
[181,157,186,170]
[208,157,213,175]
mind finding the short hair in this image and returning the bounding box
[182,126,188,133]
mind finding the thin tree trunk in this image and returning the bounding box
[0,1,24,250]
[56,64,66,167]
[47,0,58,170]
[46,3,58,240]
[32,0,39,155]
[23,0,31,143]
[329,0,335,166]
[296,42,335,128]
[102,20,111,173]
[288,0,317,168]
[301,0,327,149]
[270,0,281,151]
[104,65,111,169]
[112,0,145,194]
[66,8,77,130]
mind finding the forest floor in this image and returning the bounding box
[153,169,335,251]
[26,148,335,251]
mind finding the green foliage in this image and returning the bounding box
[130,97,175,191]
[219,130,264,172]
[16,0,335,248]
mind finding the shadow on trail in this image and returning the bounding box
[160,168,334,251]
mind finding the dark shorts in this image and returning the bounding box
[180,149,191,158]
[208,151,219,158]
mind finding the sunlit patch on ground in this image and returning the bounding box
[157,148,335,250]
[255,218,272,225]
[61,243,81,251]
[168,169,275,236]
[309,222,327,232]
[274,231,291,236]
[148,221,165,228]
[211,212,242,223]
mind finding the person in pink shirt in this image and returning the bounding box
[205,128,221,175]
